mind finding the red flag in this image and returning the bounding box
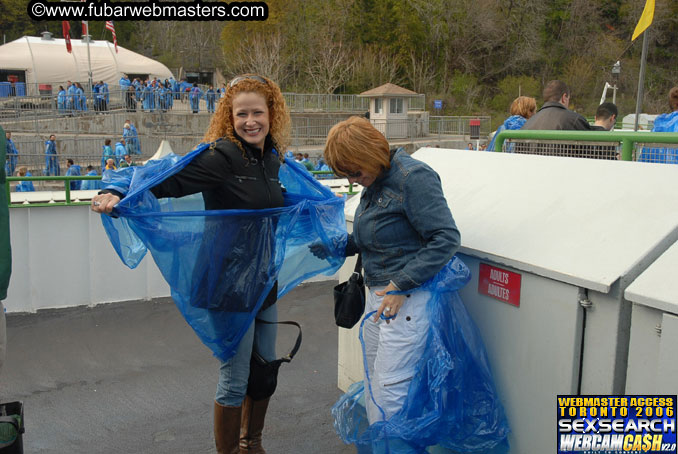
[62,21,72,53]
[81,21,88,37]
[105,21,118,53]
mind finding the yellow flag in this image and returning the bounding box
[632,0,655,41]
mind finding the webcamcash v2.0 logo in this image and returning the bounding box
[557,395,677,454]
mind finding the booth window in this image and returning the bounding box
[390,97,403,114]
[374,98,382,114]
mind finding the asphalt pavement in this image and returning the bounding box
[1,280,355,454]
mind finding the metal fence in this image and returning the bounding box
[1,87,427,119]
[509,140,621,160]
[494,130,678,163]
[290,116,484,146]
[4,136,169,175]
[633,143,678,163]
[0,89,213,121]
[429,116,492,136]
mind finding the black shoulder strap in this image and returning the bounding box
[354,254,362,274]
[254,320,302,363]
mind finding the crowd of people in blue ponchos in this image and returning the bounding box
[55,74,226,115]
[118,74,223,114]
[5,118,148,193]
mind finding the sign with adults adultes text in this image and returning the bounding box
[557,395,677,454]
[477,263,521,307]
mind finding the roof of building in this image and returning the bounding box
[358,83,419,97]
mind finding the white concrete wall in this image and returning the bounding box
[5,205,170,313]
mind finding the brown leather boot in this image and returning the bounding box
[239,396,270,454]
[214,401,242,454]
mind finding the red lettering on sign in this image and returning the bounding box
[478,263,521,307]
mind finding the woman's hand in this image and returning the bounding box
[91,193,120,214]
[309,242,331,259]
[374,282,407,324]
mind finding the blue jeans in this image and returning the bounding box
[215,304,277,406]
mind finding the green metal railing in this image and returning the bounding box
[6,175,102,208]
[6,173,358,207]
[494,130,678,161]
[310,170,358,194]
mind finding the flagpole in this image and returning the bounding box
[86,38,93,91]
[633,31,649,132]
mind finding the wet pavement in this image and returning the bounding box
[1,280,355,454]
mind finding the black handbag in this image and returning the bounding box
[333,254,365,329]
[247,320,302,401]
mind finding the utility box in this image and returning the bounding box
[624,241,678,394]
[338,149,678,453]
[469,118,480,140]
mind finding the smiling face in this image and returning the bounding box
[232,92,270,151]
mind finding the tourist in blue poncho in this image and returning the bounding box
[123,121,141,155]
[81,165,102,190]
[93,81,103,112]
[320,116,510,454]
[66,81,77,113]
[638,86,678,164]
[15,166,34,192]
[101,138,114,170]
[119,74,131,91]
[75,82,87,111]
[65,159,82,190]
[114,139,127,165]
[206,85,216,113]
[142,83,153,111]
[5,132,18,177]
[57,85,67,114]
[44,134,60,176]
[101,81,110,111]
[487,96,537,151]
[190,83,202,113]
[164,79,174,110]
[91,74,344,454]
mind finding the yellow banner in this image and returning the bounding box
[632,0,655,41]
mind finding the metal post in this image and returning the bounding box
[621,138,634,161]
[633,32,649,132]
[64,178,71,204]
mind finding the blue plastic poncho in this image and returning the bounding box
[16,171,35,192]
[638,111,678,164]
[81,170,102,191]
[487,115,527,152]
[100,142,347,361]
[66,164,82,190]
[44,140,60,176]
[5,138,18,176]
[332,258,510,454]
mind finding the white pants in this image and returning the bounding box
[363,286,430,424]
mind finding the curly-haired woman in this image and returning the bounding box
[92,74,291,454]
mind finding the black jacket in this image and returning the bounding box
[521,102,592,131]
[150,136,284,210]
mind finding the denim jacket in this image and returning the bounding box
[345,148,460,291]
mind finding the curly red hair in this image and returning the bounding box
[203,74,291,161]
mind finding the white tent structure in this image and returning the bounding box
[144,140,175,164]
[0,33,173,94]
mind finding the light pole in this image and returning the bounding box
[611,61,621,104]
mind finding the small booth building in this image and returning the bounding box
[359,83,420,139]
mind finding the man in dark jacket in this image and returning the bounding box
[522,80,592,131]
[0,126,11,373]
